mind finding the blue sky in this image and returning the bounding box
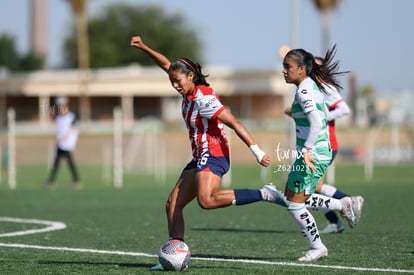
[1,0,413,96]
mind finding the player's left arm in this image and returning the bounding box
[302,110,322,172]
[298,90,320,171]
[217,109,270,167]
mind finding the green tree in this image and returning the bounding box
[0,34,43,72]
[0,34,19,70]
[64,3,203,68]
[16,51,44,71]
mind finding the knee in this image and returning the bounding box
[197,196,215,210]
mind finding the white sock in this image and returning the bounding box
[320,184,337,197]
[318,185,339,214]
[287,201,324,249]
[305,194,342,211]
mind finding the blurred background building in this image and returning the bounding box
[0,65,290,129]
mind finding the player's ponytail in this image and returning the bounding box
[314,45,349,91]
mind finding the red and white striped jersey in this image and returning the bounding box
[181,85,229,159]
[323,83,345,151]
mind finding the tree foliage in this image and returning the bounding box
[64,3,203,68]
[0,34,44,72]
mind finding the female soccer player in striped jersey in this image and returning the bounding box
[278,46,361,261]
[130,36,288,269]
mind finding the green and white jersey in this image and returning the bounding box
[291,77,331,161]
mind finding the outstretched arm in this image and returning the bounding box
[130,35,171,73]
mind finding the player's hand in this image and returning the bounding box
[303,152,316,172]
[259,153,271,167]
[284,107,292,117]
[130,36,145,49]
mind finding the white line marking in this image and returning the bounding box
[0,242,155,257]
[0,217,66,237]
[0,242,412,273]
[191,256,414,273]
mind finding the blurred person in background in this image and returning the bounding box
[44,96,81,190]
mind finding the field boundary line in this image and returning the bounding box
[0,242,413,273]
[0,217,66,237]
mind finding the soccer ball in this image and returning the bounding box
[158,239,191,271]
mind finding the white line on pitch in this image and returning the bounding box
[0,242,412,273]
[0,242,155,257]
[0,217,66,237]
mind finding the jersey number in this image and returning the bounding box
[197,153,210,167]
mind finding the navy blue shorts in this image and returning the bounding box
[184,153,230,177]
[329,150,338,165]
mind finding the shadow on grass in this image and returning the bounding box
[190,253,299,265]
[38,260,153,269]
[191,227,294,234]
[192,253,275,261]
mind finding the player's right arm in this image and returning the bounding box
[323,84,351,121]
[130,35,171,73]
[326,100,351,121]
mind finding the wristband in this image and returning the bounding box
[249,144,265,163]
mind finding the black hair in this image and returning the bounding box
[168,58,210,86]
[285,45,349,92]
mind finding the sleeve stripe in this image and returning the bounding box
[329,98,344,109]
[210,106,225,119]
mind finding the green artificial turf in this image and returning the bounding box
[0,164,412,274]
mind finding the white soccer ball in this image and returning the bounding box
[158,239,191,271]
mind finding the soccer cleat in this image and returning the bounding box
[351,196,363,224]
[351,196,364,223]
[150,263,165,270]
[298,245,328,261]
[340,197,357,228]
[260,183,288,207]
[320,222,345,234]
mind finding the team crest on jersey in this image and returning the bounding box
[300,89,308,95]
[205,97,218,108]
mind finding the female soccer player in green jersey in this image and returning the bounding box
[279,46,360,261]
